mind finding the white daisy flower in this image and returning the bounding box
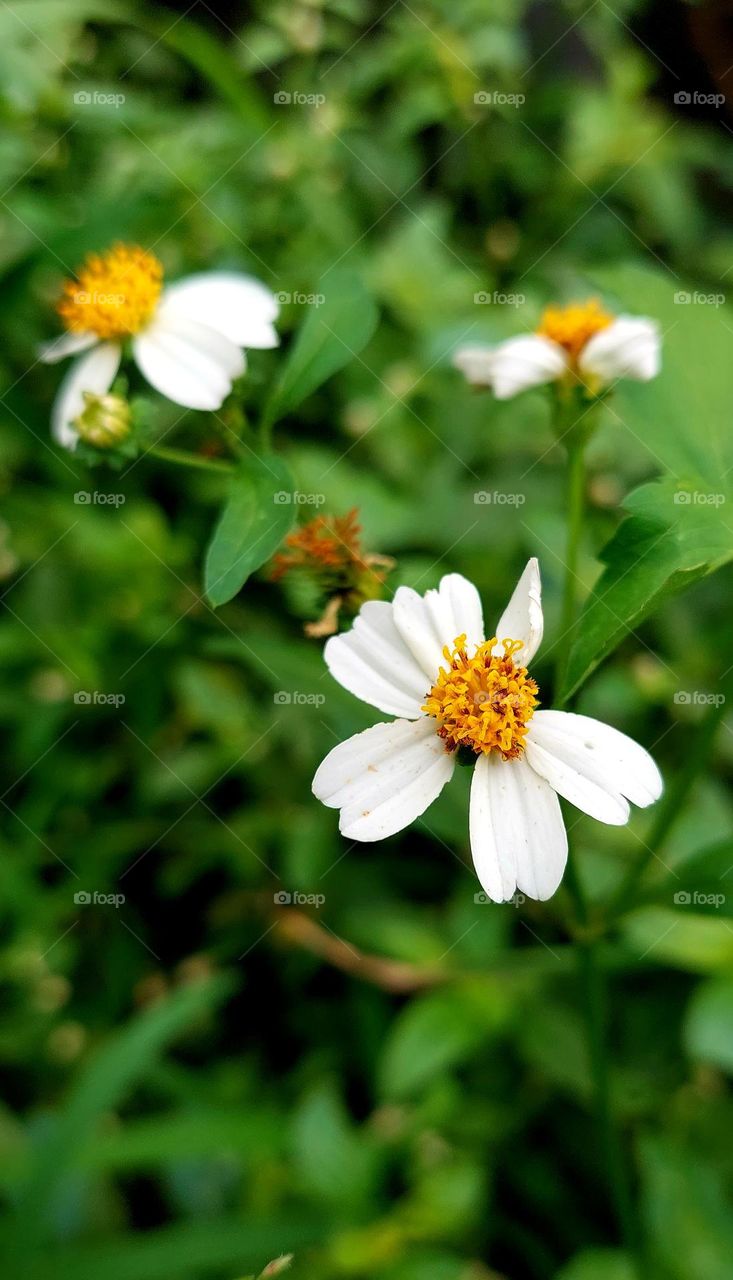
[39,243,279,448]
[312,559,662,903]
[454,298,660,400]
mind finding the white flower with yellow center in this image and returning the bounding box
[454,298,660,400]
[39,243,279,448]
[313,560,662,902]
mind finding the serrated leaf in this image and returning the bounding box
[204,454,294,607]
[263,269,378,426]
[559,264,733,698]
[561,477,733,699]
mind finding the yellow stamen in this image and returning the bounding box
[536,297,612,365]
[423,635,539,759]
[57,243,163,339]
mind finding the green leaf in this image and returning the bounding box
[640,1134,733,1279]
[561,477,733,698]
[684,976,733,1074]
[560,263,733,698]
[204,454,295,607]
[378,983,509,1099]
[554,1249,635,1280]
[12,975,233,1253]
[263,269,378,427]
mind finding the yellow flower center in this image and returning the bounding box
[536,297,612,365]
[57,243,163,339]
[423,635,539,760]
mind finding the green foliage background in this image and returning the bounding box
[1,2,733,1278]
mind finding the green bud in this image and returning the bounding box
[74,390,131,448]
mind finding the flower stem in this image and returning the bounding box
[564,857,640,1267]
[148,445,234,474]
[555,403,642,1269]
[555,434,586,696]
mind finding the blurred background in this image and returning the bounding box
[2,1,733,1278]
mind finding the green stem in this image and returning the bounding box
[564,857,640,1266]
[554,404,641,1268]
[148,445,234,475]
[555,435,586,697]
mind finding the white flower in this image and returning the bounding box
[39,243,279,448]
[312,559,662,902]
[454,298,660,400]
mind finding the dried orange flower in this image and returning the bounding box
[271,509,394,636]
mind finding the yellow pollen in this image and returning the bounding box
[57,243,163,339]
[423,635,539,760]
[536,297,612,364]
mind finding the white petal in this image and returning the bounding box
[51,342,121,449]
[39,331,96,364]
[528,710,663,811]
[453,345,496,387]
[470,752,567,901]
[524,736,630,826]
[313,716,454,841]
[492,557,543,664]
[463,334,567,399]
[323,600,429,719]
[133,314,245,411]
[469,753,517,903]
[579,316,660,384]
[160,273,279,348]
[392,573,485,680]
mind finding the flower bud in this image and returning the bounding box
[74,390,131,448]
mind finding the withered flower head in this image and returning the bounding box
[271,508,394,637]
